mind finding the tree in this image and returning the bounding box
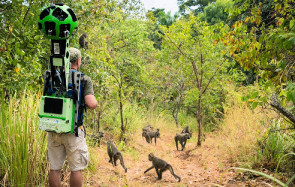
[177,0,216,15]
[160,15,230,145]
[0,0,51,94]
[147,8,180,49]
[200,0,233,25]
[226,0,295,86]
[97,17,155,141]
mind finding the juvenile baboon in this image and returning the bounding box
[79,33,88,49]
[142,124,153,132]
[142,129,160,144]
[107,140,127,172]
[174,133,191,151]
[142,124,153,141]
[144,153,181,182]
[181,125,192,137]
[88,131,104,147]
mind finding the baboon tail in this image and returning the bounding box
[174,174,181,182]
[119,154,127,172]
[168,164,181,182]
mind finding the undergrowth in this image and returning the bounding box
[0,91,48,186]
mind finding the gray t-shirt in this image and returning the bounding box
[69,72,94,96]
[82,75,94,96]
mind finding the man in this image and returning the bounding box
[48,48,97,187]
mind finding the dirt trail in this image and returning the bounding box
[84,128,272,187]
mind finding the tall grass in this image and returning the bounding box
[254,120,295,172]
[201,84,276,165]
[0,91,48,186]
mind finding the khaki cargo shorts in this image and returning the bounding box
[47,128,89,171]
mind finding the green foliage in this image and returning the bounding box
[255,120,295,172]
[149,8,180,27]
[285,82,295,105]
[146,8,180,49]
[0,0,50,94]
[177,0,216,15]
[159,14,231,138]
[241,88,267,110]
[200,0,233,25]
[227,0,295,86]
[232,167,291,187]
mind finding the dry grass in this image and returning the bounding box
[203,105,272,164]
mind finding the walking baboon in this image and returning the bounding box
[144,153,181,182]
[107,140,127,172]
[142,124,154,141]
[181,125,192,137]
[79,33,88,49]
[174,133,191,151]
[142,129,160,144]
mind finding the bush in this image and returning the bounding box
[255,120,295,172]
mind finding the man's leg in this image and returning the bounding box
[47,133,66,187]
[70,170,82,187]
[49,170,61,187]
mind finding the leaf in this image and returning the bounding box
[288,37,295,45]
[290,19,295,30]
[34,35,40,40]
[20,50,25,57]
[292,91,295,104]
[232,167,287,187]
[251,102,258,109]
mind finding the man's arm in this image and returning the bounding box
[83,75,97,110]
[85,95,97,110]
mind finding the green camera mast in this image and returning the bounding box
[38,3,81,134]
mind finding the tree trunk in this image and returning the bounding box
[270,93,295,126]
[172,108,179,127]
[97,110,101,132]
[119,88,125,141]
[197,95,202,146]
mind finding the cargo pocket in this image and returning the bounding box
[80,149,89,168]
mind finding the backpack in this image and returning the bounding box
[39,70,86,136]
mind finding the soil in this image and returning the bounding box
[81,129,275,187]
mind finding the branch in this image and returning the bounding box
[22,1,31,25]
[111,72,120,86]
[270,127,295,132]
[166,35,201,88]
[201,59,226,95]
[270,93,295,126]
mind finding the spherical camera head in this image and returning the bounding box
[38,4,78,40]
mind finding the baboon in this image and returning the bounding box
[107,140,127,172]
[142,124,153,141]
[174,133,191,151]
[142,129,160,144]
[144,153,181,182]
[79,33,88,49]
[88,131,104,147]
[181,125,192,137]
